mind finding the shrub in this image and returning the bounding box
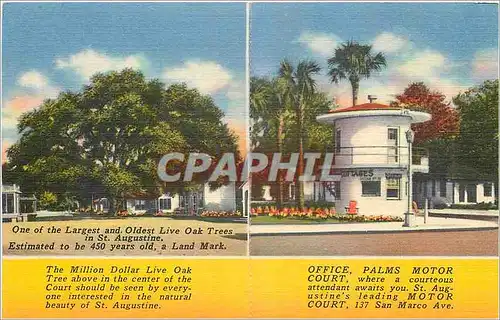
[38,191,58,210]
[449,202,498,210]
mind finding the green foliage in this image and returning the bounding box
[4,69,239,212]
[250,62,335,209]
[449,202,498,210]
[327,41,386,106]
[453,80,498,181]
[38,191,58,210]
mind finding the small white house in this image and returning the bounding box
[1,184,37,221]
[414,177,496,207]
[259,181,338,203]
[2,184,22,221]
[94,181,249,216]
[315,102,432,216]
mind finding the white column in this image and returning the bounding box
[13,194,18,214]
[477,184,484,203]
[262,186,272,201]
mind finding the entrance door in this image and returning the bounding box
[466,184,477,203]
[459,185,466,202]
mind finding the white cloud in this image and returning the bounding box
[397,49,448,79]
[472,48,498,80]
[296,31,342,57]
[18,71,49,90]
[291,29,489,108]
[17,70,60,98]
[162,61,232,95]
[372,32,410,54]
[55,49,148,79]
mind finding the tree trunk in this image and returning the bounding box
[277,114,285,209]
[296,104,305,210]
[351,80,360,106]
[108,197,116,216]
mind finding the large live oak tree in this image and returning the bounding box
[3,69,239,212]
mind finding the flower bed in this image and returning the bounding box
[250,206,402,222]
[200,210,243,218]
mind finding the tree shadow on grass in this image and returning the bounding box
[221,233,248,241]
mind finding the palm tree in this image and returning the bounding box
[250,77,287,208]
[279,60,321,210]
[327,41,386,106]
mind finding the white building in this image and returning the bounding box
[94,181,249,216]
[315,102,432,216]
[414,177,496,208]
[2,184,22,221]
[260,182,337,203]
[1,184,37,221]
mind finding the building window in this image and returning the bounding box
[334,181,341,200]
[319,184,325,201]
[2,194,14,213]
[387,128,399,163]
[432,180,436,197]
[159,198,172,210]
[440,180,446,197]
[362,180,381,197]
[335,129,341,153]
[192,194,198,212]
[458,185,465,202]
[386,179,401,199]
[135,199,146,210]
[484,183,492,197]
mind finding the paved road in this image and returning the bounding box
[250,229,498,256]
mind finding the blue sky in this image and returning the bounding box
[251,2,498,107]
[2,2,499,161]
[2,2,246,158]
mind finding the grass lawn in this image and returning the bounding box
[251,216,346,225]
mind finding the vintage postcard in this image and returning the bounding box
[2,2,248,257]
[1,1,499,319]
[248,2,499,257]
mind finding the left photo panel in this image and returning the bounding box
[1,2,249,256]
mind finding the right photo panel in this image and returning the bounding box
[249,2,499,256]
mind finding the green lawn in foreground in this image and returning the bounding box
[251,216,345,225]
